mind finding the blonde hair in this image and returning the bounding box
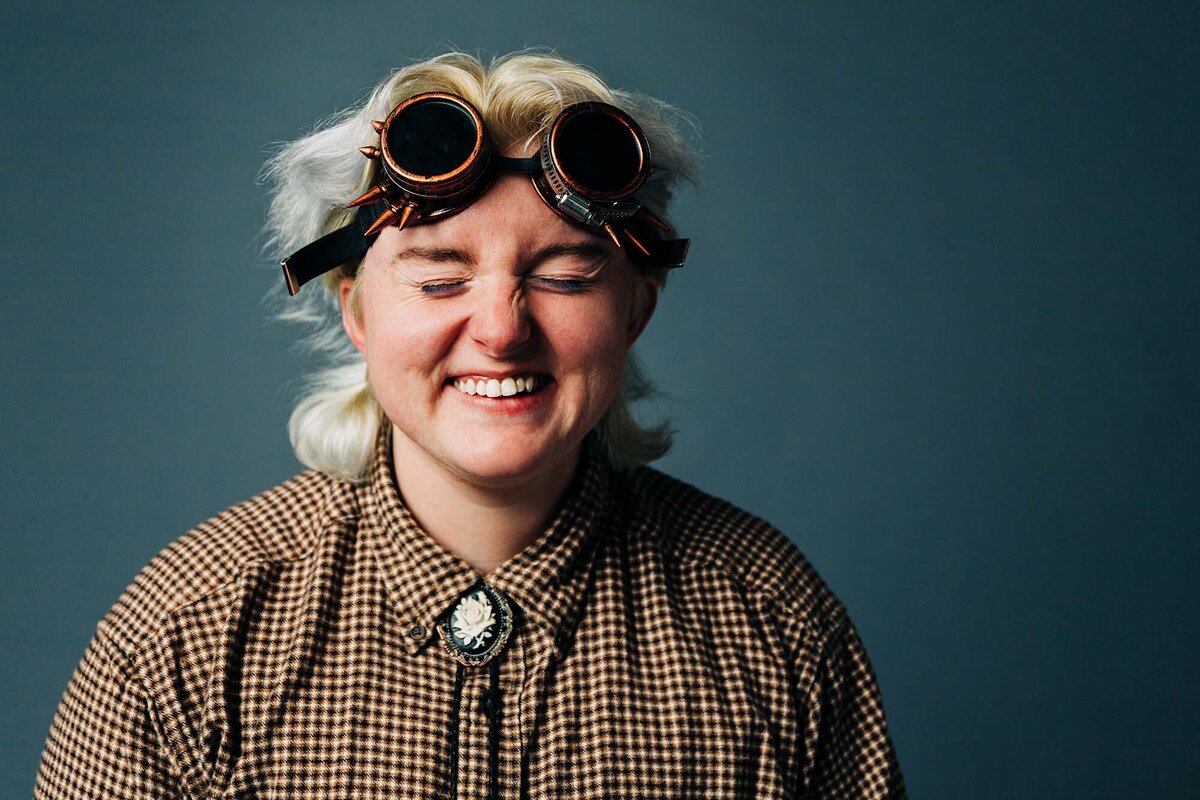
[262,51,699,482]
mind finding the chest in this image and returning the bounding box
[216,592,802,799]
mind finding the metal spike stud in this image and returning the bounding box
[621,227,651,257]
[348,184,390,208]
[394,203,417,231]
[371,119,385,133]
[363,205,399,237]
[603,223,624,249]
[359,146,382,159]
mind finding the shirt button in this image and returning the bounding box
[409,624,427,639]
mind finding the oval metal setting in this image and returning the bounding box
[437,583,513,667]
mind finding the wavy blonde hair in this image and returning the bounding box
[262,51,699,482]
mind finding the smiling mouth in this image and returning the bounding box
[451,374,547,398]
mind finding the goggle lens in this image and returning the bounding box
[385,96,480,179]
[553,108,646,197]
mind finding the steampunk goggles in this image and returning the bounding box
[281,92,689,295]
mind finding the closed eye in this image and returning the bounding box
[531,276,593,293]
[420,281,468,295]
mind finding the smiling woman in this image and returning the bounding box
[35,51,906,799]
[274,56,695,486]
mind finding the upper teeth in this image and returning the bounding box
[453,375,542,397]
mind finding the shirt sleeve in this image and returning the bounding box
[801,616,906,799]
[35,631,179,799]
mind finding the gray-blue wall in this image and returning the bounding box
[3,2,1196,796]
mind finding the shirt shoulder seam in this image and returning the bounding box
[105,472,359,666]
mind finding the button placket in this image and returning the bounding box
[454,667,490,798]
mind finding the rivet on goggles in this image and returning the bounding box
[281,92,689,295]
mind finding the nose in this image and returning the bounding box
[467,277,532,357]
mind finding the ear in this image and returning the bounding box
[339,277,367,354]
[625,274,659,347]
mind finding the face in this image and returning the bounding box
[340,172,658,491]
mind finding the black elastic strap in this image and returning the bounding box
[280,177,688,296]
[625,216,690,269]
[279,201,388,295]
[643,235,690,269]
[495,155,541,172]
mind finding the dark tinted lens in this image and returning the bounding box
[386,98,478,178]
[556,111,642,194]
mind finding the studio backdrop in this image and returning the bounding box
[2,2,1196,797]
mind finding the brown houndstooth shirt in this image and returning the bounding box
[36,427,906,798]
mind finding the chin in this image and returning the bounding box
[443,436,579,489]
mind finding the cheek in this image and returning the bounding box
[359,301,460,381]
[537,297,631,381]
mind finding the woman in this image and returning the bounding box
[36,51,905,798]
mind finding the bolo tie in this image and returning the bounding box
[436,581,514,800]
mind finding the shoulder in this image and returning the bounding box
[615,465,848,627]
[96,469,356,664]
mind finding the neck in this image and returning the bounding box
[389,425,582,576]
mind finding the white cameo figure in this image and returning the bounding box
[453,591,497,648]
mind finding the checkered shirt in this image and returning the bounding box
[36,427,905,798]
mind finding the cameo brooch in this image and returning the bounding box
[437,582,514,666]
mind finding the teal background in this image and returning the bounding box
[2,1,1197,796]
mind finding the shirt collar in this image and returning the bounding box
[362,425,613,658]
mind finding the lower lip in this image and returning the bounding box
[446,380,554,414]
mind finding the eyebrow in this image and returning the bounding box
[390,242,610,270]
[389,247,475,266]
[525,242,610,267]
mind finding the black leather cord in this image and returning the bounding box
[447,663,465,800]
[447,657,503,800]
[483,659,502,800]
